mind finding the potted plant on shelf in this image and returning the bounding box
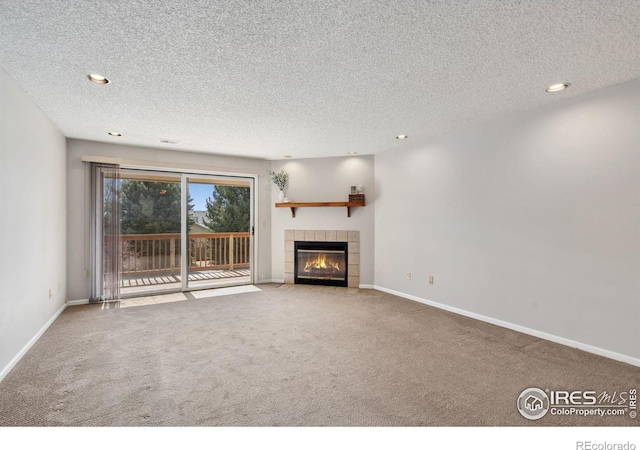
[268,169,289,203]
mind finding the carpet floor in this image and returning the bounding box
[0,284,638,426]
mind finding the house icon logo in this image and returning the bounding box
[517,388,550,420]
[525,395,543,411]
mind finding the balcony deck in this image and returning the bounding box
[121,268,251,296]
[115,232,252,296]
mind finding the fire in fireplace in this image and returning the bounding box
[294,241,348,287]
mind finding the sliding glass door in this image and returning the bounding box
[182,175,253,291]
[118,170,183,296]
[93,167,255,299]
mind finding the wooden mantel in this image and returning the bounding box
[275,200,365,218]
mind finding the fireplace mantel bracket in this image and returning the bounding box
[275,201,364,218]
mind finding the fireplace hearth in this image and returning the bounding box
[284,230,359,287]
[294,241,348,287]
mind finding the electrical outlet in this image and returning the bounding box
[406,272,411,280]
[83,269,88,278]
[429,275,434,285]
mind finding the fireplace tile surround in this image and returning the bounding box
[284,230,360,287]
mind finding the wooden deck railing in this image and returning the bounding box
[110,232,251,276]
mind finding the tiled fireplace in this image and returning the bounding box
[284,230,360,288]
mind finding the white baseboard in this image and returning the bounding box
[374,285,640,368]
[268,279,285,284]
[359,284,374,289]
[255,279,283,284]
[66,298,90,306]
[0,303,67,383]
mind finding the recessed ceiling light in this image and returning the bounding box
[347,151,358,155]
[108,132,121,136]
[283,155,292,158]
[396,134,408,140]
[87,73,110,84]
[545,83,570,93]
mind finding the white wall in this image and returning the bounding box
[270,156,375,285]
[0,69,67,378]
[66,139,272,300]
[375,79,640,362]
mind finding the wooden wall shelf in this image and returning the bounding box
[275,201,365,218]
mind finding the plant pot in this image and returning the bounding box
[278,190,285,202]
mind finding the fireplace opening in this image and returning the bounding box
[294,241,348,287]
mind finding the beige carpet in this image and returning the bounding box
[0,284,638,426]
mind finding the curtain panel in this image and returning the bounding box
[90,163,121,302]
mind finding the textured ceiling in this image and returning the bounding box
[1,1,639,160]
